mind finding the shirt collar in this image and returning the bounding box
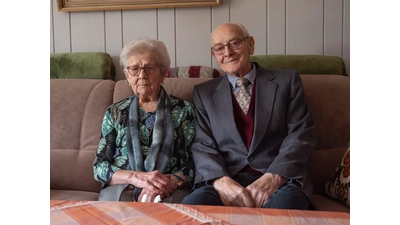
[227,63,257,88]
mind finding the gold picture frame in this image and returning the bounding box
[56,0,221,12]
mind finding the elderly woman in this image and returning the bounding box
[93,37,196,203]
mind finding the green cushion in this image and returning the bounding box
[50,52,116,80]
[250,54,347,76]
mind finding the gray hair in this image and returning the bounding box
[119,37,171,75]
[210,22,250,45]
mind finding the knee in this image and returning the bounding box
[263,186,311,210]
[181,186,223,206]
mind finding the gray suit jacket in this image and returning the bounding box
[191,62,317,197]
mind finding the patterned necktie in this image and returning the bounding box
[236,78,251,114]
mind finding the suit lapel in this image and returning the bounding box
[249,69,277,154]
[213,77,248,153]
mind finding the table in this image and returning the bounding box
[50,200,350,225]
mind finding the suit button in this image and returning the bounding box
[248,157,254,162]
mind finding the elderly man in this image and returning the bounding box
[181,22,317,209]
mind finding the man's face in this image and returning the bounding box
[211,24,254,77]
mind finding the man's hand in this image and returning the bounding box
[213,176,255,207]
[246,173,287,207]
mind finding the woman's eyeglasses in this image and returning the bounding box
[126,64,159,76]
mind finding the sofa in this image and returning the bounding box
[50,53,350,213]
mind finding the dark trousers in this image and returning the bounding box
[181,173,312,210]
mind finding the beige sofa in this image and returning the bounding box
[50,74,349,213]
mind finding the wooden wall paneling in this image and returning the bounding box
[50,0,54,53]
[50,0,350,76]
[324,0,343,57]
[70,11,105,52]
[267,0,286,54]
[343,0,350,75]
[52,0,71,53]
[121,9,157,46]
[105,10,124,81]
[175,7,212,67]
[286,0,324,55]
[158,8,176,68]
[211,0,230,71]
[230,0,267,56]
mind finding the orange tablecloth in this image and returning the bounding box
[50,200,350,225]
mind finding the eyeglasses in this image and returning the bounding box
[211,37,249,55]
[126,64,159,76]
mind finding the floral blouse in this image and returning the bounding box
[93,95,196,188]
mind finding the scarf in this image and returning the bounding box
[126,86,174,173]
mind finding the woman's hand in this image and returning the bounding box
[134,170,174,193]
[109,169,176,202]
[137,173,184,202]
[135,171,175,202]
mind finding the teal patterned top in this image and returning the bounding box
[93,95,196,188]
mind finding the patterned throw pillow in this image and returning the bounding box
[325,147,350,207]
[167,66,220,78]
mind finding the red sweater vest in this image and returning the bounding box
[232,83,262,174]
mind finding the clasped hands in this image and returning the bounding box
[213,173,287,208]
[136,170,179,203]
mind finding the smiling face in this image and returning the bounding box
[211,23,255,77]
[124,51,165,101]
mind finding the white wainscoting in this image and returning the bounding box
[50,0,350,81]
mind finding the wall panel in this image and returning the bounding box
[70,11,105,52]
[52,1,71,53]
[121,9,157,46]
[343,0,350,74]
[105,10,123,80]
[50,0,350,80]
[267,0,286,54]
[175,7,211,67]
[286,0,324,55]
[158,8,176,68]
[50,0,54,53]
[324,0,343,57]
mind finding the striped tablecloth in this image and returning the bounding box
[50,200,350,225]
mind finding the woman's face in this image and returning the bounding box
[124,52,166,100]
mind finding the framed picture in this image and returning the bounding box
[56,0,221,12]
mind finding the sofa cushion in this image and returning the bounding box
[301,75,350,150]
[250,55,347,76]
[167,66,220,78]
[310,194,350,213]
[50,52,116,79]
[325,147,350,207]
[50,79,115,193]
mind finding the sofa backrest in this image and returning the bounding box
[50,75,349,196]
[300,75,350,194]
[50,79,115,193]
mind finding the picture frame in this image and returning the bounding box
[56,0,221,12]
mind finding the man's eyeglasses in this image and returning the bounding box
[126,64,159,76]
[211,37,249,55]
